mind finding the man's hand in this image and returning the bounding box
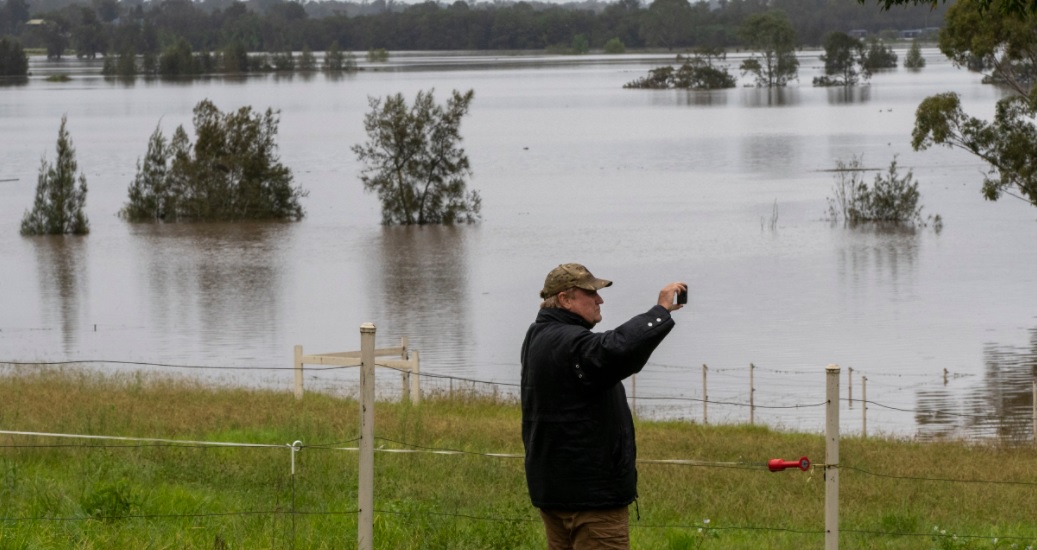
[658,282,688,312]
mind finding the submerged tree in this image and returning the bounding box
[904,40,926,69]
[352,88,481,225]
[862,37,899,70]
[625,49,737,89]
[739,11,799,87]
[825,155,937,227]
[323,41,357,72]
[122,99,307,222]
[814,31,869,86]
[0,37,28,77]
[21,115,90,235]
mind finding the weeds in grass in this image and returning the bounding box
[1,368,1035,548]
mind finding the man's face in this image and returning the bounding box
[562,287,604,326]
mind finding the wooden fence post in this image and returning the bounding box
[358,323,376,550]
[861,376,867,438]
[411,350,421,405]
[1032,378,1036,447]
[825,364,840,550]
[702,364,708,425]
[847,367,853,408]
[400,336,411,403]
[293,345,304,401]
[749,363,755,425]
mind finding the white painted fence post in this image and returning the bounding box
[293,345,304,400]
[400,336,411,403]
[825,364,840,550]
[358,323,376,550]
[411,350,421,405]
[702,364,708,425]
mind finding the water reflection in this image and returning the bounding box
[369,225,473,370]
[32,236,88,352]
[0,76,28,87]
[676,90,730,107]
[836,224,920,297]
[740,87,800,107]
[131,222,289,356]
[826,85,872,105]
[739,133,801,172]
[917,330,1036,442]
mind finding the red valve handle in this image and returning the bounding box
[768,456,810,472]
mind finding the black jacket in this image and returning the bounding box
[520,305,675,510]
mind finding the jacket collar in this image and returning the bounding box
[536,307,595,330]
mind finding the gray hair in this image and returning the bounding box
[539,287,574,309]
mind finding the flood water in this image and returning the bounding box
[1,49,1035,441]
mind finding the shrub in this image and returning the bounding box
[826,155,938,227]
[625,50,736,90]
[323,41,357,72]
[603,37,625,54]
[572,34,589,54]
[904,40,926,69]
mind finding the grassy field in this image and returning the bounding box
[1,366,1035,549]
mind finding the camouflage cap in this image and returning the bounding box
[539,263,613,299]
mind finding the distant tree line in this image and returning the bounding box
[0,0,945,65]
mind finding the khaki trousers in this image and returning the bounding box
[538,507,629,550]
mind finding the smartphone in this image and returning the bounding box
[676,288,688,305]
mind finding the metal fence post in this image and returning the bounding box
[825,364,840,550]
[358,323,376,550]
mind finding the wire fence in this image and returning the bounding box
[2,355,1034,442]
[2,428,1036,546]
[2,357,1036,548]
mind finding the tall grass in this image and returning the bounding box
[1,367,1035,549]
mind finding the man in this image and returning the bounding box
[520,262,687,550]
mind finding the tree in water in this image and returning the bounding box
[0,37,28,77]
[904,40,926,69]
[813,31,870,86]
[825,155,938,228]
[911,0,1037,206]
[738,11,799,87]
[352,88,481,225]
[625,49,737,90]
[122,99,307,222]
[862,37,899,70]
[21,115,90,235]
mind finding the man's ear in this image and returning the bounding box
[557,290,572,310]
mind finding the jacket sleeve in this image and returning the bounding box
[571,305,676,388]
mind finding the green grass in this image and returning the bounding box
[1,367,1035,549]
